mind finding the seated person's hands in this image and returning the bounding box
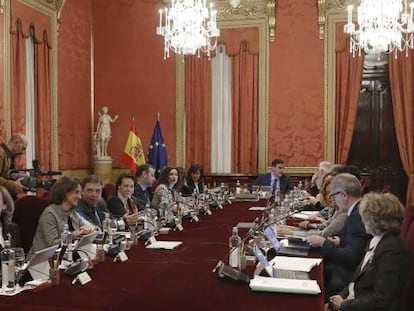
[75,226,96,236]
[303,196,318,206]
[298,220,310,229]
[327,235,340,246]
[277,227,293,237]
[124,212,140,226]
[328,295,344,311]
[306,235,326,247]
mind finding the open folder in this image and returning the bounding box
[249,275,321,295]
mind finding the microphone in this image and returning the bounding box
[64,258,90,276]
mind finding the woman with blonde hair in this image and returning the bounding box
[327,192,408,311]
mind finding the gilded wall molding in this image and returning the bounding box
[216,0,275,41]
[324,0,352,163]
[317,0,325,39]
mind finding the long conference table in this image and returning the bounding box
[0,201,325,311]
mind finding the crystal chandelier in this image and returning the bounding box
[229,0,240,8]
[156,0,220,59]
[344,0,414,57]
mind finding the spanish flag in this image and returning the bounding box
[122,118,145,175]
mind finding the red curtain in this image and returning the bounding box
[10,19,52,169]
[389,50,414,206]
[35,30,52,170]
[10,19,27,168]
[335,37,364,164]
[185,55,212,172]
[231,41,258,173]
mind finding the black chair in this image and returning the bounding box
[12,195,49,253]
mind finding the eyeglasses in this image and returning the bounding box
[328,191,343,200]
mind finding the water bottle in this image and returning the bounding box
[229,227,242,270]
[61,224,73,263]
[235,180,241,195]
[1,239,15,293]
[274,183,281,204]
[102,213,111,244]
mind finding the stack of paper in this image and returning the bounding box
[248,206,267,211]
[146,241,183,250]
[249,275,321,295]
[269,256,322,272]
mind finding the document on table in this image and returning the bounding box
[236,222,256,229]
[249,275,321,295]
[291,213,310,220]
[146,241,183,250]
[269,256,322,272]
[248,206,267,211]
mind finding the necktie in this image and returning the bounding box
[143,190,150,203]
[272,178,278,193]
[127,198,138,214]
[93,207,101,226]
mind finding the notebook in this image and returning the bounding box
[146,241,182,250]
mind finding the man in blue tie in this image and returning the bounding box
[133,164,156,211]
[253,158,291,194]
[72,175,109,229]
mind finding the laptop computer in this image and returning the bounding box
[18,244,59,285]
[263,225,310,257]
[74,231,99,250]
[253,244,309,280]
[73,231,100,260]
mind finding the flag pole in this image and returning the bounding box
[157,112,160,121]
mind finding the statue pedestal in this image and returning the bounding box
[93,157,113,184]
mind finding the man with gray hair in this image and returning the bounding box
[0,134,28,193]
[306,173,370,301]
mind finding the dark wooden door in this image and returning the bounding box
[347,66,407,203]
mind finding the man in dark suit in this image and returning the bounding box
[133,164,156,211]
[73,175,109,229]
[253,158,291,194]
[306,173,370,301]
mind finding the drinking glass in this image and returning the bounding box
[13,247,25,271]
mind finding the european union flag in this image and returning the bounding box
[148,120,168,175]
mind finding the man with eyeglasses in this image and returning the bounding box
[306,173,370,301]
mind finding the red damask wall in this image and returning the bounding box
[57,0,324,170]
[93,0,176,168]
[58,0,92,169]
[269,0,324,167]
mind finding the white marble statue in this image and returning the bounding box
[95,106,118,158]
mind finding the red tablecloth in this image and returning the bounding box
[0,201,324,311]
